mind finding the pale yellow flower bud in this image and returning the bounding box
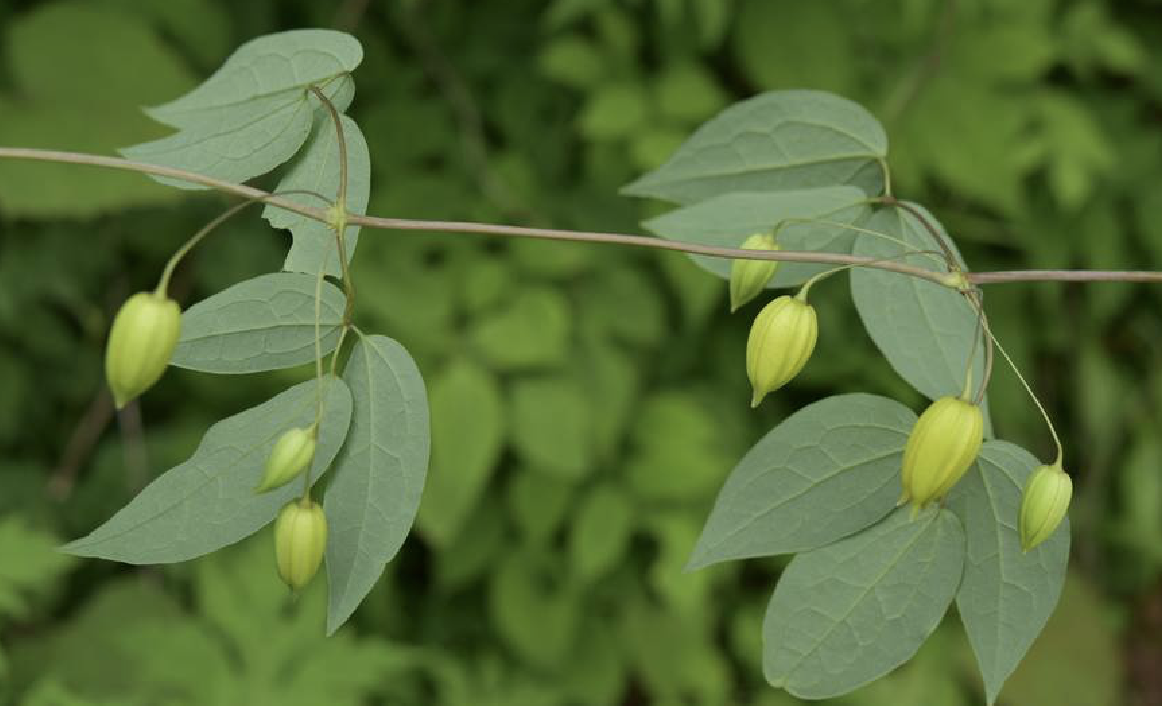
[745,295,817,407]
[1019,460,1072,552]
[255,427,317,493]
[105,292,181,409]
[730,233,780,312]
[900,396,984,510]
[274,499,328,591]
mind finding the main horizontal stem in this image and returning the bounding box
[3,147,1162,287]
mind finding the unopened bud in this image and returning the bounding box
[730,233,780,311]
[274,499,327,591]
[256,427,317,493]
[900,396,983,511]
[1019,460,1072,552]
[746,295,817,407]
[105,291,181,409]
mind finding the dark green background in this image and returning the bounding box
[0,0,1158,704]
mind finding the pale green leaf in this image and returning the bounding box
[763,507,965,699]
[267,113,371,278]
[416,358,505,547]
[688,394,915,570]
[949,441,1069,705]
[569,483,634,583]
[62,377,352,563]
[146,29,362,125]
[643,186,869,287]
[121,92,315,190]
[171,272,346,374]
[850,203,986,402]
[623,90,888,204]
[121,28,360,190]
[325,333,430,634]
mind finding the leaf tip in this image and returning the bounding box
[683,552,710,573]
[619,174,658,199]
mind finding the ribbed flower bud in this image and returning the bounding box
[730,233,780,312]
[105,292,181,409]
[900,396,984,511]
[274,499,328,591]
[746,294,817,407]
[255,427,317,493]
[1019,460,1072,552]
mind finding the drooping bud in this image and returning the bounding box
[274,499,328,591]
[730,233,780,312]
[255,426,318,493]
[746,294,817,407]
[900,396,984,511]
[1019,460,1072,552]
[105,291,181,409]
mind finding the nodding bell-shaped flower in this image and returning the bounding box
[1019,460,1072,552]
[255,426,318,493]
[274,498,328,591]
[900,396,984,511]
[730,233,780,312]
[746,294,817,407]
[105,291,182,409]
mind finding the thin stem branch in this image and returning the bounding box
[308,86,348,208]
[877,196,960,269]
[778,215,951,270]
[305,87,356,323]
[157,189,331,294]
[4,147,1162,287]
[970,270,1162,284]
[798,249,944,299]
[964,288,994,405]
[987,324,1063,463]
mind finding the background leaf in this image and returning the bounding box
[172,272,346,374]
[0,2,195,216]
[948,441,1070,705]
[267,113,371,278]
[762,507,965,699]
[62,377,352,563]
[643,186,870,287]
[0,517,75,624]
[998,573,1122,706]
[569,482,634,583]
[509,375,592,480]
[688,393,915,569]
[416,358,505,547]
[325,333,430,634]
[623,89,888,204]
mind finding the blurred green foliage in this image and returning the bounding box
[0,0,1159,703]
